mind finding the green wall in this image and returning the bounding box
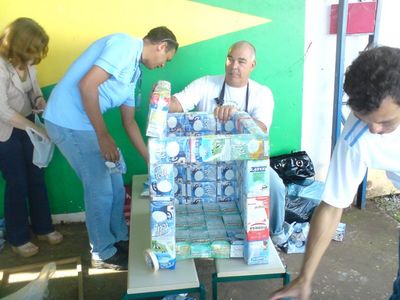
[0,0,305,217]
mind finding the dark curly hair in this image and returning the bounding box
[344,46,400,115]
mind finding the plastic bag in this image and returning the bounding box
[287,179,325,200]
[282,222,309,254]
[26,115,54,168]
[285,195,320,223]
[1,262,56,300]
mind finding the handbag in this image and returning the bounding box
[26,114,55,168]
[270,151,315,185]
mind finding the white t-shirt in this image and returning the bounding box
[322,112,400,208]
[173,75,274,129]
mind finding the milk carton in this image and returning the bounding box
[167,113,186,136]
[187,182,217,198]
[241,196,270,241]
[149,164,174,200]
[216,118,236,134]
[217,181,237,198]
[185,112,216,135]
[244,239,269,265]
[187,163,217,182]
[173,164,187,182]
[150,201,176,269]
[164,137,190,164]
[146,80,170,138]
[217,161,237,181]
[242,160,270,197]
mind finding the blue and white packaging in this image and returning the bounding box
[217,161,237,181]
[150,201,175,237]
[242,160,270,197]
[167,113,186,136]
[173,182,187,197]
[149,138,190,164]
[190,136,231,163]
[187,182,217,198]
[216,118,236,134]
[187,163,217,182]
[244,239,269,265]
[165,137,190,164]
[185,112,216,135]
[149,164,174,199]
[173,164,187,182]
[217,181,237,197]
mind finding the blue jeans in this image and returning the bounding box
[269,168,286,236]
[390,231,400,300]
[45,121,128,260]
[0,121,54,246]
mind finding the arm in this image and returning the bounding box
[269,202,343,300]
[120,105,149,163]
[79,65,120,162]
[169,96,184,112]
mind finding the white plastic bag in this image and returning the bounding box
[26,115,54,168]
[1,262,56,300]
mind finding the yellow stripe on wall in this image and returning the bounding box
[1,0,270,86]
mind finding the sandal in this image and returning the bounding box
[37,231,63,245]
[11,242,39,257]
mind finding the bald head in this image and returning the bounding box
[225,41,257,87]
[228,41,256,61]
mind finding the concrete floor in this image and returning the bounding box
[0,199,398,300]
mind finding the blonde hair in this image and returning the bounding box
[0,17,49,67]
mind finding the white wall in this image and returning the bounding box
[302,0,400,181]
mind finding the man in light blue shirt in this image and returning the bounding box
[44,26,178,270]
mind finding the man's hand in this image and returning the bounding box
[97,132,119,162]
[269,276,312,300]
[214,105,237,122]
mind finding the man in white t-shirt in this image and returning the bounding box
[169,41,287,245]
[270,47,400,300]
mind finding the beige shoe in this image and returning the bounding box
[12,242,39,257]
[37,231,63,245]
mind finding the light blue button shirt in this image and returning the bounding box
[44,33,142,130]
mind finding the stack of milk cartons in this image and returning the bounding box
[234,113,271,265]
[147,81,176,269]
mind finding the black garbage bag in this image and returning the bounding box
[285,195,320,223]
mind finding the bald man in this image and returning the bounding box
[169,41,287,246]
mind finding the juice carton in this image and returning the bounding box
[230,134,268,161]
[146,80,170,138]
[190,136,231,163]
